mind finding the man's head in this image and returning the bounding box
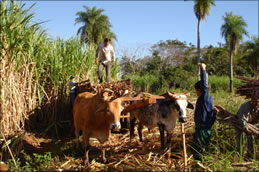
[194,81,202,96]
[104,38,111,47]
[251,89,259,108]
[70,75,75,80]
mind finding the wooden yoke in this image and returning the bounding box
[120,96,166,115]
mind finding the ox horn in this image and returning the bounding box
[121,89,129,97]
[101,88,114,102]
[185,92,191,97]
[102,88,114,93]
[167,91,178,99]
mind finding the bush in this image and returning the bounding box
[208,75,243,93]
[7,151,53,172]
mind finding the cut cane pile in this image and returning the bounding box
[235,75,259,99]
[76,79,134,98]
[53,108,195,171]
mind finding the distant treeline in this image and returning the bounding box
[120,40,254,93]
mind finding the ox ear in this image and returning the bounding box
[96,105,108,113]
[168,91,178,100]
[187,102,194,109]
[185,92,191,97]
[167,91,173,96]
[102,92,112,101]
[101,88,114,102]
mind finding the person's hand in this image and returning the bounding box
[112,60,115,65]
[199,63,206,70]
[247,129,252,135]
[214,107,220,113]
[95,58,98,65]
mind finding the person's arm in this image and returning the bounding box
[200,63,209,93]
[237,103,251,133]
[77,79,89,85]
[95,45,100,64]
[111,46,115,64]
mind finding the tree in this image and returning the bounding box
[194,0,215,76]
[243,36,259,78]
[151,40,190,66]
[145,51,164,75]
[221,12,248,92]
[75,6,117,45]
[202,45,229,76]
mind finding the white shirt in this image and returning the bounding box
[96,44,115,62]
[69,80,77,93]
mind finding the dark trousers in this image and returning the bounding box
[98,61,111,83]
[235,128,254,159]
[192,127,212,160]
[70,92,77,108]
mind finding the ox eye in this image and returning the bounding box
[175,105,180,111]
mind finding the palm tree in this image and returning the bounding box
[243,36,259,78]
[221,12,248,92]
[194,0,215,76]
[75,6,117,45]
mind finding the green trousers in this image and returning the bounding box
[192,127,212,160]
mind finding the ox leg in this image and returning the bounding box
[83,132,90,165]
[130,118,136,142]
[138,123,143,142]
[101,147,107,163]
[75,128,80,150]
[166,131,172,151]
[158,123,165,150]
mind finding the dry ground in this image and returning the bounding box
[17,109,195,171]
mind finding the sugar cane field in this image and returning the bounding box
[0,1,258,171]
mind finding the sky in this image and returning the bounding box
[23,0,258,57]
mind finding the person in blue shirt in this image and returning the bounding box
[192,63,216,160]
[69,75,77,108]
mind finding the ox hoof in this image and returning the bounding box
[102,158,108,164]
[84,160,90,166]
[164,146,171,152]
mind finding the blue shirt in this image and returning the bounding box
[194,70,216,128]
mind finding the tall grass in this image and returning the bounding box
[193,91,259,171]
[209,75,243,93]
[125,74,243,95]
[0,0,119,136]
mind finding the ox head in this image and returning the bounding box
[96,89,125,131]
[99,88,114,102]
[166,91,194,123]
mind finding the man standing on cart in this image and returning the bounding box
[96,38,116,83]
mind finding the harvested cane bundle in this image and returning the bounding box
[235,75,259,99]
[76,79,134,98]
[214,105,259,135]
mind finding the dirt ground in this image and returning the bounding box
[14,108,195,171]
[4,107,258,171]
[22,129,194,171]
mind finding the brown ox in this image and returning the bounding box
[73,90,124,164]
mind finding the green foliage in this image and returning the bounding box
[202,46,229,75]
[0,0,120,132]
[221,12,248,51]
[208,76,242,93]
[75,6,117,45]
[144,51,163,75]
[242,36,259,77]
[193,92,258,171]
[194,0,215,21]
[7,151,53,172]
[123,74,159,93]
[163,66,196,90]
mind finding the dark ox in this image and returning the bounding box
[130,91,194,149]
